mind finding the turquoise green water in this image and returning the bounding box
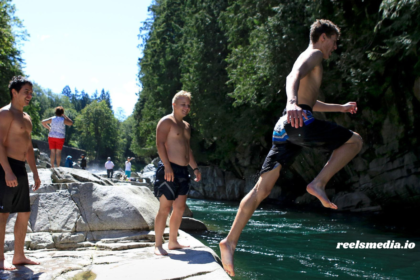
[186,199,420,280]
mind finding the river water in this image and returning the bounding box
[186,199,420,280]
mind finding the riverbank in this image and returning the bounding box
[1,165,230,280]
[1,230,229,280]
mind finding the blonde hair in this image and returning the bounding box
[172,90,191,103]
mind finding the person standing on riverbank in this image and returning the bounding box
[41,106,73,168]
[105,157,114,178]
[125,157,133,178]
[80,154,87,170]
[0,76,41,270]
[219,19,363,276]
[153,90,201,256]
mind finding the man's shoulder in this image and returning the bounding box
[303,49,323,62]
[160,115,175,122]
[158,115,176,128]
[0,107,13,121]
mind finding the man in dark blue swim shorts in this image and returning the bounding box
[220,20,364,276]
[153,90,201,256]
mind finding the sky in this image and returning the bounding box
[12,0,154,118]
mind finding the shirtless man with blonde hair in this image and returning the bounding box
[153,90,202,255]
[0,76,41,270]
[220,19,363,276]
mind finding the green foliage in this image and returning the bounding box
[0,0,27,107]
[133,0,420,172]
[75,100,122,162]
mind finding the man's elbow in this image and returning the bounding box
[287,71,300,82]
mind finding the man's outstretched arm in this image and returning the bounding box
[313,100,358,114]
[286,50,323,128]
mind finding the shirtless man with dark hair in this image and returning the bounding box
[153,90,202,256]
[219,19,363,276]
[0,76,41,270]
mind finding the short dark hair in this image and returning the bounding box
[310,19,340,43]
[8,76,33,100]
[55,106,64,116]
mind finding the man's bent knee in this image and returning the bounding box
[346,133,363,150]
[352,132,363,151]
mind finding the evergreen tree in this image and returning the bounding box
[0,0,27,107]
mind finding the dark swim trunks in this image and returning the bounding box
[260,104,354,175]
[154,161,191,200]
[0,157,31,213]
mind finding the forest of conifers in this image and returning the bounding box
[2,0,419,174]
[132,0,420,175]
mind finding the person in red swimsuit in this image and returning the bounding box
[41,106,73,167]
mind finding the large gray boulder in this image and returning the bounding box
[70,183,159,231]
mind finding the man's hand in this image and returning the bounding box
[286,103,308,128]
[341,102,358,114]
[164,165,174,182]
[5,172,18,187]
[33,173,41,191]
[194,169,201,182]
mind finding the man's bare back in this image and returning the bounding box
[159,114,191,166]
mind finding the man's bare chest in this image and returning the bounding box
[169,124,189,140]
[10,115,32,136]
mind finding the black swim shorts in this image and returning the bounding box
[154,161,191,200]
[260,104,354,175]
[0,157,31,213]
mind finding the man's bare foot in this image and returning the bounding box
[168,241,190,250]
[307,183,338,209]
[219,238,235,276]
[12,256,40,266]
[154,246,168,256]
[0,259,16,270]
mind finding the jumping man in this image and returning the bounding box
[219,19,363,276]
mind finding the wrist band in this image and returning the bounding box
[193,167,199,171]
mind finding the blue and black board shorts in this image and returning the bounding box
[154,161,191,200]
[0,157,31,213]
[260,104,354,175]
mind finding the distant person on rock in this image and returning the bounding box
[125,157,134,179]
[105,157,114,178]
[41,106,73,168]
[219,19,363,276]
[0,76,41,270]
[80,154,87,170]
[153,90,201,256]
[64,155,73,168]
